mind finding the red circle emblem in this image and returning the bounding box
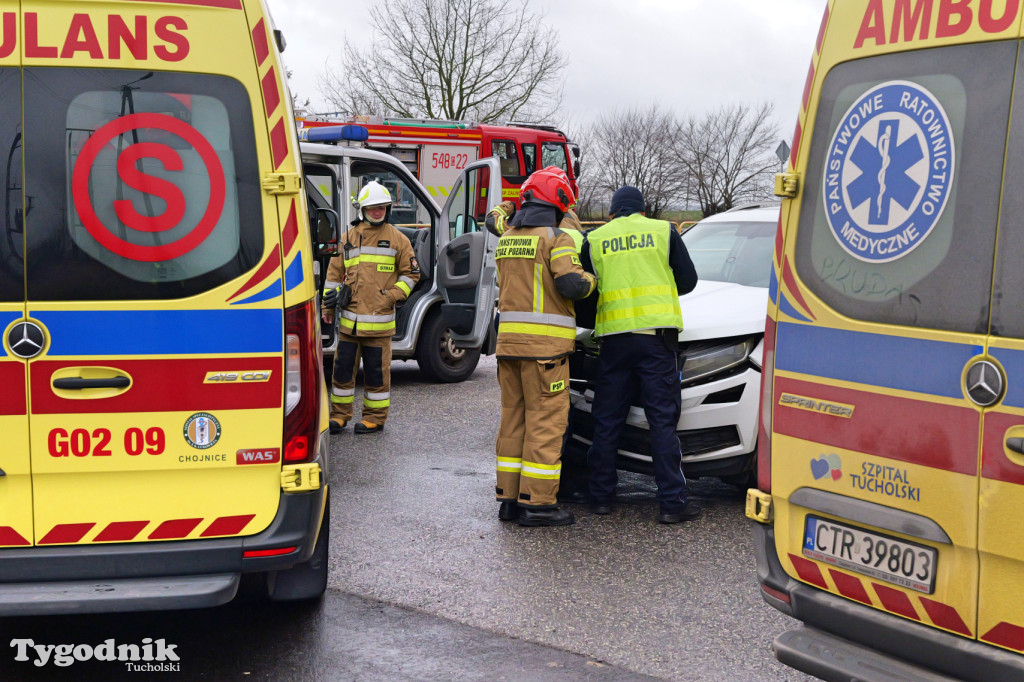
[71,113,227,262]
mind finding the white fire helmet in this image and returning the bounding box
[356,181,392,225]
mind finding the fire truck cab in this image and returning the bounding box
[297,115,580,209]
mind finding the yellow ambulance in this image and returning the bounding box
[749,0,1024,678]
[0,0,335,613]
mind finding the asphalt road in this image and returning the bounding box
[0,356,810,681]
[326,355,809,681]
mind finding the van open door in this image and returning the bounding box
[437,158,501,348]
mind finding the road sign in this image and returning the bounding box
[776,140,791,166]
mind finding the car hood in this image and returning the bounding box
[678,280,768,342]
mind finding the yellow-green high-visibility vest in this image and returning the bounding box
[587,214,683,336]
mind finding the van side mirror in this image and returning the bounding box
[573,160,581,178]
[314,207,340,256]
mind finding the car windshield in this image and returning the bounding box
[682,219,776,288]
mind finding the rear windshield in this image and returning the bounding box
[0,68,263,302]
[793,42,1016,333]
[683,219,776,288]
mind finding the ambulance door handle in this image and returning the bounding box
[52,377,130,390]
[1006,437,1024,455]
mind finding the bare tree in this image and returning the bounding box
[317,0,567,123]
[585,105,686,220]
[677,103,779,217]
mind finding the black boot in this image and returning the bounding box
[657,501,703,524]
[354,421,384,434]
[498,501,519,522]
[517,506,575,527]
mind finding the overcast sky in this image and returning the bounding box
[265,0,826,140]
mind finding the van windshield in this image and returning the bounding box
[683,219,776,288]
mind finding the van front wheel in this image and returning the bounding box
[416,311,481,383]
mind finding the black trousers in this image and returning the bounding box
[586,332,688,511]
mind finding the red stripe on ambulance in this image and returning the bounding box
[201,514,255,537]
[773,376,978,475]
[983,622,1024,651]
[981,411,1024,485]
[872,582,922,621]
[0,362,26,415]
[251,17,269,65]
[30,358,281,414]
[148,518,202,540]
[227,248,282,301]
[788,553,829,589]
[38,523,96,545]
[270,118,288,169]
[920,597,973,636]
[261,66,281,118]
[0,527,30,546]
[829,568,873,604]
[94,521,149,542]
[281,200,299,256]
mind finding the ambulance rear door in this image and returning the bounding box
[772,31,1021,644]
[0,48,32,548]
[437,157,501,348]
[19,0,290,548]
[976,37,1024,653]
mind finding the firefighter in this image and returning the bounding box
[494,168,596,526]
[322,181,420,434]
[579,185,701,523]
[486,168,590,504]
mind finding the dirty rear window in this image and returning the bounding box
[23,68,263,301]
[793,42,1015,334]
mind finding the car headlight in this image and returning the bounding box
[681,338,756,384]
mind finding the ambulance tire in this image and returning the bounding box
[267,496,330,602]
[416,310,481,383]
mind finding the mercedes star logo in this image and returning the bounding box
[965,360,1004,407]
[7,320,45,359]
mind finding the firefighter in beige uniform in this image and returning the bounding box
[494,168,596,527]
[322,182,420,434]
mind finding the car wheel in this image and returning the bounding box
[415,310,481,383]
[720,453,757,490]
[267,496,330,602]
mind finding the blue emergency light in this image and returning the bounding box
[297,125,370,143]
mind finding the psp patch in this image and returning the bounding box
[183,412,221,450]
[823,80,954,263]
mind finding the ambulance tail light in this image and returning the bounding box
[284,299,322,463]
[756,316,777,493]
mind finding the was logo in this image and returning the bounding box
[823,80,955,263]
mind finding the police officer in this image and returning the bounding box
[322,181,420,434]
[580,186,701,523]
[494,168,596,527]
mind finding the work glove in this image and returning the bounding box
[322,287,340,309]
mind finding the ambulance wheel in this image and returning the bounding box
[267,497,330,602]
[416,311,481,383]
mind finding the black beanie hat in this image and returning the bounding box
[609,186,645,217]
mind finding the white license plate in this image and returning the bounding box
[803,516,937,594]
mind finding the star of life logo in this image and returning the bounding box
[823,80,955,263]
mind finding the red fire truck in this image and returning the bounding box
[296,115,580,208]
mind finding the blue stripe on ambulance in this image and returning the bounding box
[0,311,19,332]
[768,267,779,306]
[989,347,1024,409]
[779,293,812,323]
[776,322,979,399]
[231,280,283,306]
[35,310,283,356]
[284,252,304,291]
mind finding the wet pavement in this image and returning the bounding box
[0,356,810,681]
[327,356,809,681]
